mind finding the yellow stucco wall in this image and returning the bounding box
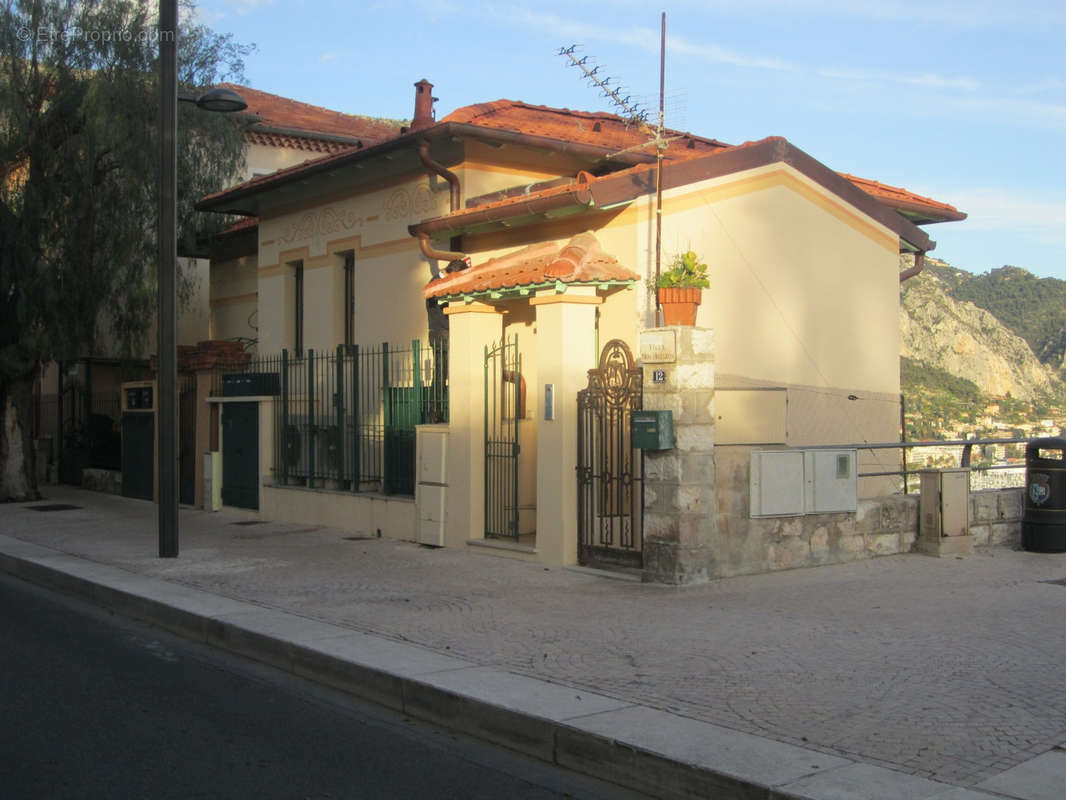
[244,142,323,181]
[588,162,902,451]
[209,253,259,345]
[256,171,453,353]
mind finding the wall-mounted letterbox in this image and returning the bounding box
[631,410,675,450]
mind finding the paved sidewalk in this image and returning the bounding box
[3,486,1066,799]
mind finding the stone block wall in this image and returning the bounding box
[636,324,1026,584]
[642,327,717,585]
[708,471,1024,581]
[969,487,1024,547]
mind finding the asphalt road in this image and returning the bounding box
[0,572,644,800]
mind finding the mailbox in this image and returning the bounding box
[631,410,675,450]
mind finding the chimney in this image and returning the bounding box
[412,79,436,131]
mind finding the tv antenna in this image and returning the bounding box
[558,12,676,324]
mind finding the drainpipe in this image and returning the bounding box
[416,139,466,278]
[415,231,466,275]
[899,251,925,283]
[418,139,461,214]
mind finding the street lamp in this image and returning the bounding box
[158,1,245,558]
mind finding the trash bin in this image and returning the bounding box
[1022,437,1066,553]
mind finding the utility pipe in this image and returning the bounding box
[418,139,460,212]
[899,251,925,282]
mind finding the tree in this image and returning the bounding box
[0,0,251,501]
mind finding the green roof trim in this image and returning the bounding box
[435,279,636,305]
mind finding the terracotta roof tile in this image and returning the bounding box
[442,99,727,160]
[219,216,258,235]
[839,172,966,221]
[425,232,637,300]
[222,83,405,142]
[244,129,354,154]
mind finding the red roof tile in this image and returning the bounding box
[443,99,727,161]
[425,232,638,300]
[839,172,966,222]
[244,129,353,154]
[219,216,258,235]
[222,83,405,143]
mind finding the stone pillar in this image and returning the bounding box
[532,287,601,566]
[642,326,717,584]
[443,302,505,548]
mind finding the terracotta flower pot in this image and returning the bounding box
[657,287,702,326]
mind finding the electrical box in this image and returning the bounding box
[631,410,675,450]
[750,448,858,517]
[804,450,858,513]
[221,372,280,397]
[917,468,973,557]
[750,450,806,516]
[416,425,449,546]
[122,381,155,412]
[203,451,221,511]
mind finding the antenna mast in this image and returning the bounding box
[558,12,670,325]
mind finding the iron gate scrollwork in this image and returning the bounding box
[577,339,643,568]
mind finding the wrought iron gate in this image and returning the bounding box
[485,335,520,540]
[577,340,644,568]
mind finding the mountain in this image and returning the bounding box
[925,263,1066,371]
[899,260,1066,440]
[899,268,1057,400]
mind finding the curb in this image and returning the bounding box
[0,539,998,800]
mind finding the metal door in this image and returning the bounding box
[485,335,520,539]
[121,412,154,501]
[222,402,259,510]
[577,340,644,568]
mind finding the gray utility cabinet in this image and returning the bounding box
[917,468,973,557]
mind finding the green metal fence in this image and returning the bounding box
[213,340,447,497]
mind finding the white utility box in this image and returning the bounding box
[804,450,857,513]
[750,450,805,516]
[415,425,449,546]
[750,448,858,518]
[203,451,221,511]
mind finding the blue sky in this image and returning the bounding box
[197,0,1066,281]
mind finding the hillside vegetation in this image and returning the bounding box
[900,261,1066,441]
[927,264,1066,370]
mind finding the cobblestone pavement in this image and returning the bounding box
[6,487,1066,787]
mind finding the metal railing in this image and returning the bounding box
[213,340,448,496]
[803,437,1030,492]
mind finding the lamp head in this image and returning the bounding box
[195,87,247,113]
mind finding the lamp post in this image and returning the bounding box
[158,1,245,558]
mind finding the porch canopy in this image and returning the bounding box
[423,232,638,303]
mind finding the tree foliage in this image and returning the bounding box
[0,0,252,500]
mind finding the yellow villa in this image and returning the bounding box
[195,79,966,582]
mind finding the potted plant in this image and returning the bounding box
[653,250,709,326]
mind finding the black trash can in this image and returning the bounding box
[1023,437,1066,552]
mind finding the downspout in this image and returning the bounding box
[418,139,460,213]
[899,251,925,283]
[415,231,466,273]
[416,139,466,278]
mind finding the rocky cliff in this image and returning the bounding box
[900,269,1057,400]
